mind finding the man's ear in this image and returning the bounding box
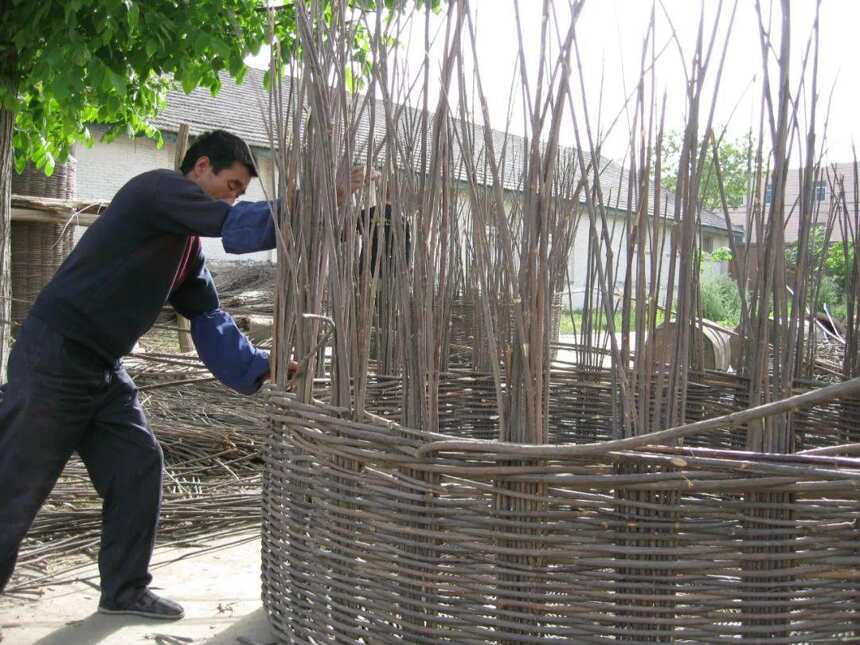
[191,155,212,177]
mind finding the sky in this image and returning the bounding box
[250,1,859,165]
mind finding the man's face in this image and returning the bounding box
[189,157,252,205]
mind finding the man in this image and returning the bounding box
[0,130,363,620]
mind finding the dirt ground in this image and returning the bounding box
[0,536,276,645]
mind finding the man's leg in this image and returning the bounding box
[77,366,181,619]
[0,319,101,592]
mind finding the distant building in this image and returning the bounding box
[729,164,858,245]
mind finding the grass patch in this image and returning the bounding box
[559,308,666,334]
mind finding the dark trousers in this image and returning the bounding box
[0,316,163,605]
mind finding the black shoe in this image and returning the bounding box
[98,589,185,620]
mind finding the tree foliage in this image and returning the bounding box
[785,227,855,294]
[661,130,752,211]
[0,0,433,175]
[1,1,272,173]
[707,246,734,264]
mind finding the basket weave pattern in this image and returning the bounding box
[262,370,860,643]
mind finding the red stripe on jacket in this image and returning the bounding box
[170,235,200,293]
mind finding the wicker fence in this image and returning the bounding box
[262,370,860,643]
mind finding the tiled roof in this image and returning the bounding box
[151,71,275,150]
[700,208,729,230]
[152,68,726,230]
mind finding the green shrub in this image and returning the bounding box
[814,275,842,311]
[700,274,742,325]
[829,302,848,322]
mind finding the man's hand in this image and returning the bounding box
[285,360,301,392]
[260,360,300,386]
[336,166,380,207]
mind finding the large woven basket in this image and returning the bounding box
[262,369,860,643]
[11,160,77,323]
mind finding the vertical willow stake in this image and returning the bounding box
[174,124,194,353]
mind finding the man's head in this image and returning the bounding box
[181,130,257,205]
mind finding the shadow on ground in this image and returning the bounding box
[31,612,154,645]
[204,606,276,645]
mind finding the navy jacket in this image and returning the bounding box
[31,169,276,394]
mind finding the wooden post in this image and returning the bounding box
[173,124,194,353]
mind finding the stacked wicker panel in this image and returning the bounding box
[10,160,77,323]
[262,370,860,644]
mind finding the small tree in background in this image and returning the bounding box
[662,130,752,210]
[785,227,853,317]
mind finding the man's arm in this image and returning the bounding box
[221,167,377,255]
[221,201,277,254]
[169,250,269,395]
[151,171,277,247]
[189,310,270,395]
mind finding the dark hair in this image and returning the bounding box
[180,129,258,177]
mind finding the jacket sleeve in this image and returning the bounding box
[153,171,232,237]
[221,201,278,254]
[167,248,269,395]
[190,309,270,395]
[167,246,220,319]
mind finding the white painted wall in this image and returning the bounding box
[563,216,731,309]
[73,134,277,263]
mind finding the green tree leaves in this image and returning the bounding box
[662,130,752,210]
[786,227,855,294]
[1,0,268,173]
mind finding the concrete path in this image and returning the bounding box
[0,536,276,645]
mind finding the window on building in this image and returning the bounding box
[764,183,773,204]
[815,180,827,201]
[702,236,714,253]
